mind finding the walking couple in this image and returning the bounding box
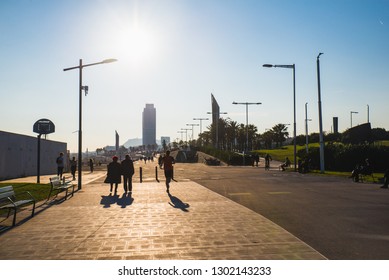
[104,155,134,194]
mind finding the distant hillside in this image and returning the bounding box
[122,138,161,148]
[123,138,142,148]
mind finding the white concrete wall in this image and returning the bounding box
[0,131,67,180]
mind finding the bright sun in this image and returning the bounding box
[117,25,157,63]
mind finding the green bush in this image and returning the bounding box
[298,143,389,172]
[199,146,254,165]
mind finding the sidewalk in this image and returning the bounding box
[0,174,326,260]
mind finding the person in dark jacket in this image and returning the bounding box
[105,156,121,193]
[121,154,134,193]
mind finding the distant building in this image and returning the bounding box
[142,104,156,146]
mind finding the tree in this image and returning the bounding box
[271,123,289,147]
[371,128,389,141]
[261,130,273,149]
[225,118,239,151]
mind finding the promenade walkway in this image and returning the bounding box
[0,167,326,260]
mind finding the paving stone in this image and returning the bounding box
[0,171,326,260]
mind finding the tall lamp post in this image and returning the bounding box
[351,111,358,128]
[186,123,200,140]
[193,118,209,135]
[177,130,185,142]
[193,117,209,146]
[263,63,297,171]
[316,53,325,173]
[232,102,262,151]
[305,102,312,154]
[63,58,117,190]
[180,128,191,143]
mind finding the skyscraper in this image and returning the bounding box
[142,104,156,146]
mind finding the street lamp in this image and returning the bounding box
[180,128,191,143]
[351,111,358,128]
[193,118,209,135]
[193,118,209,147]
[186,123,200,140]
[63,58,117,190]
[177,131,185,142]
[305,102,312,154]
[316,53,325,173]
[207,111,227,149]
[232,102,262,151]
[263,63,297,171]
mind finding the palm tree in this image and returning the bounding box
[247,124,258,150]
[226,119,239,151]
[272,123,289,147]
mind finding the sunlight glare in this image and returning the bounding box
[116,24,157,64]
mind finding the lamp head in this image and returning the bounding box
[102,58,118,64]
[262,64,273,68]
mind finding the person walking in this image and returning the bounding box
[56,152,65,179]
[265,153,272,170]
[70,156,77,180]
[89,158,94,173]
[104,156,121,194]
[161,150,175,193]
[254,154,260,167]
[121,154,134,193]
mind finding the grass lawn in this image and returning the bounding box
[0,183,52,203]
[256,143,385,183]
[255,144,315,163]
[0,183,52,217]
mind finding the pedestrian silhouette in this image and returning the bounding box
[56,152,65,179]
[161,150,175,192]
[70,156,77,180]
[104,156,121,193]
[89,158,94,173]
[121,154,134,193]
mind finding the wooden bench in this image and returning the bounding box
[47,176,75,201]
[0,185,36,226]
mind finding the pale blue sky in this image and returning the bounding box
[1,0,388,152]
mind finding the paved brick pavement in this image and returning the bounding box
[0,168,326,260]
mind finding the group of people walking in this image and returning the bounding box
[104,154,135,194]
[104,151,175,194]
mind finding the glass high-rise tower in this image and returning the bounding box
[142,104,156,146]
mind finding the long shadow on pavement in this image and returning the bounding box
[100,193,134,208]
[168,193,190,212]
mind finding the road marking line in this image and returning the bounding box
[267,192,291,195]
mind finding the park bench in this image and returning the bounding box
[47,176,75,201]
[0,185,36,226]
